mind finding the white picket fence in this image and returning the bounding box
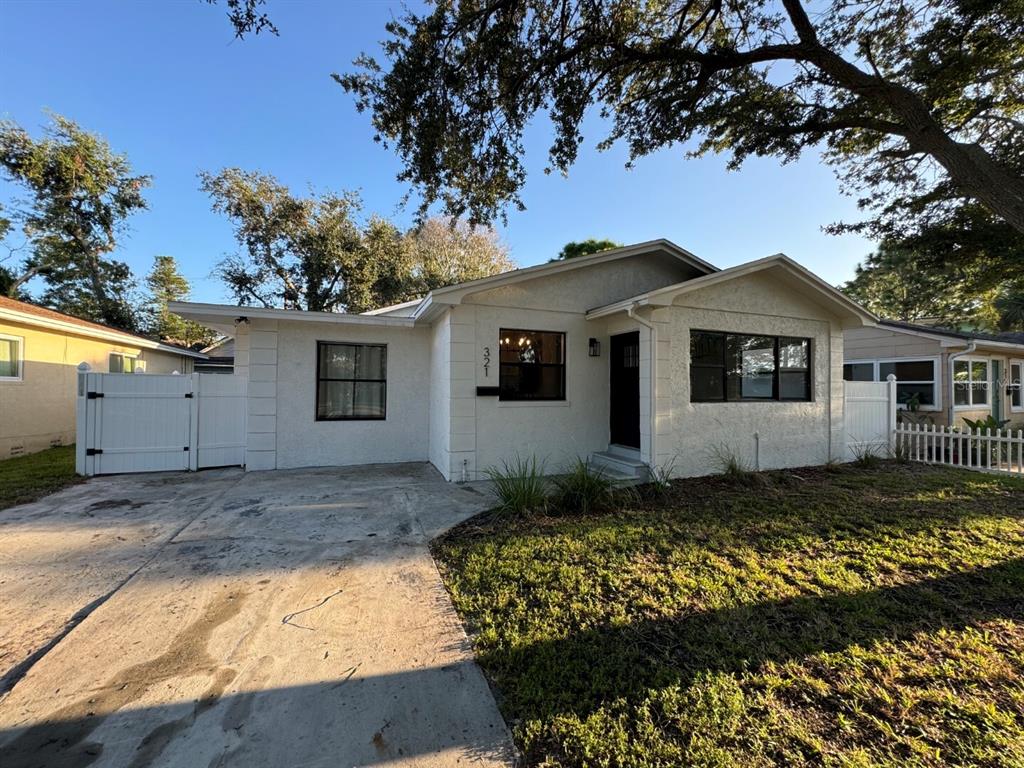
[894,422,1024,475]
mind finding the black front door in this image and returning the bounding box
[609,332,641,449]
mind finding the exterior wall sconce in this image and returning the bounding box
[589,338,601,357]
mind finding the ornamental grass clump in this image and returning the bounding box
[483,454,548,515]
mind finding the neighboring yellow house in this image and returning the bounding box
[0,296,207,457]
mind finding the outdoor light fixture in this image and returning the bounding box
[589,337,601,357]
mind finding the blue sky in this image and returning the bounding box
[1,0,875,304]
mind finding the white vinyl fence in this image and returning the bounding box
[844,375,1023,476]
[843,377,897,459]
[895,423,1024,475]
[76,370,246,476]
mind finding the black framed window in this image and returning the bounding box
[316,342,387,420]
[690,330,812,402]
[499,329,566,401]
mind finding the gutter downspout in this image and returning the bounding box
[627,303,657,471]
[947,341,977,426]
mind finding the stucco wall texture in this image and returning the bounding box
[236,258,855,482]
[0,320,194,457]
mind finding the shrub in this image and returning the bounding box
[551,458,618,514]
[483,454,548,515]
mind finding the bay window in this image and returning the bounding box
[953,359,988,408]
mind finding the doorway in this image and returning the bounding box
[609,332,641,449]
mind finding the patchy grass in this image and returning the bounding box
[0,445,81,511]
[433,464,1024,767]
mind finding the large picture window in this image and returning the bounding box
[499,329,565,401]
[316,342,387,420]
[953,359,988,408]
[0,334,23,380]
[690,330,811,402]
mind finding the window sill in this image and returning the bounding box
[497,400,571,408]
[953,405,991,411]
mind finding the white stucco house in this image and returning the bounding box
[171,240,876,481]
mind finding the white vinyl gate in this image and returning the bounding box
[843,376,897,459]
[76,371,246,476]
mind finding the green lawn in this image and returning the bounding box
[0,445,82,511]
[434,464,1024,767]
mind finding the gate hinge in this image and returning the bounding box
[183,446,190,451]
[184,392,194,399]
[86,448,103,456]
[86,391,104,399]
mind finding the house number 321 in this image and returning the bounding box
[483,346,491,377]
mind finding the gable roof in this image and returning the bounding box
[586,253,877,326]
[410,239,717,321]
[0,295,208,359]
[875,319,1024,350]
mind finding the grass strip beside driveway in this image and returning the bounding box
[0,445,81,511]
[434,464,1024,767]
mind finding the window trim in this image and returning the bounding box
[1011,359,1024,413]
[315,340,388,422]
[844,356,942,412]
[498,328,567,402]
[0,333,24,382]
[951,355,991,411]
[689,330,813,403]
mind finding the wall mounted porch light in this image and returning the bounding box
[589,338,601,357]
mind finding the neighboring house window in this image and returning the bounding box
[109,352,141,373]
[316,341,387,420]
[0,334,24,381]
[880,359,938,409]
[842,362,873,382]
[1011,361,1023,412]
[953,359,989,408]
[499,329,566,401]
[843,358,940,410]
[690,330,811,402]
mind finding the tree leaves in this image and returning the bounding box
[201,168,515,312]
[338,0,1024,235]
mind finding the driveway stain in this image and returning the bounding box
[0,590,247,768]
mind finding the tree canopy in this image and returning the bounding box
[0,114,150,329]
[335,0,1024,240]
[143,255,217,347]
[555,239,623,260]
[202,168,514,313]
[842,241,1024,331]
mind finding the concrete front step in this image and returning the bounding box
[589,449,649,481]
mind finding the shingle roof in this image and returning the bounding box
[878,319,1024,347]
[0,295,206,357]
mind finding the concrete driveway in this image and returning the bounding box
[0,464,515,768]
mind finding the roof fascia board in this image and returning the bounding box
[1,305,207,358]
[169,301,418,329]
[877,322,1024,351]
[586,255,876,324]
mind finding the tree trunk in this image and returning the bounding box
[781,0,1024,235]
